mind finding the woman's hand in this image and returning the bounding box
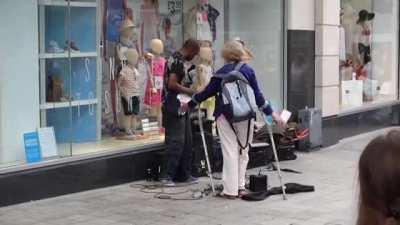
[272,112,285,129]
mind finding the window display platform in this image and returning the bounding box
[340,99,400,116]
[0,136,164,172]
[70,135,164,155]
[0,141,165,207]
[323,103,400,147]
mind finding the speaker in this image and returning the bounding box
[249,174,268,192]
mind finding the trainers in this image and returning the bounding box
[182,176,199,184]
[160,178,176,187]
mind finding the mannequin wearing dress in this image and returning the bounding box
[355,10,374,66]
[144,39,166,131]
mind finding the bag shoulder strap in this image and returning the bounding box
[215,62,246,80]
[229,119,252,154]
[234,62,245,72]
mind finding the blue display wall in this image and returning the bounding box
[43,5,98,143]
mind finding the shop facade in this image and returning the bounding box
[313,0,400,145]
[0,0,399,206]
[0,0,285,206]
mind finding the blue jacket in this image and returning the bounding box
[188,63,273,119]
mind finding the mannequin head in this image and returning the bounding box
[125,8,134,22]
[150,39,164,55]
[197,0,209,5]
[126,49,139,66]
[199,47,213,65]
[357,9,375,24]
[120,19,135,40]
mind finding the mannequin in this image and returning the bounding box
[144,39,166,130]
[140,0,161,54]
[117,19,139,63]
[355,9,374,66]
[193,47,214,120]
[118,49,141,136]
[184,0,219,42]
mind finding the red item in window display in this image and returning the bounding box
[355,64,367,80]
[144,56,166,106]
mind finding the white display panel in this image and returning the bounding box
[0,0,40,164]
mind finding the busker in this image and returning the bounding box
[159,39,200,187]
[182,40,284,199]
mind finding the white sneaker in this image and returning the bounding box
[48,40,64,53]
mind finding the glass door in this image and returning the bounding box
[38,0,74,158]
[69,0,101,155]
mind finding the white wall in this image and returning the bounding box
[0,0,39,164]
[287,0,315,30]
[315,0,341,117]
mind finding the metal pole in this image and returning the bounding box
[198,108,216,195]
[265,118,287,200]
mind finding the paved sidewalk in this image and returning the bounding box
[0,128,396,225]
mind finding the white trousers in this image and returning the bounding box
[217,116,254,196]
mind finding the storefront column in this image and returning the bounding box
[286,0,316,113]
[315,0,341,117]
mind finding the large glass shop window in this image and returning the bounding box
[0,0,284,169]
[97,0,284,156]
[340,0,399,110]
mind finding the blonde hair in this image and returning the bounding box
[243,47,254,60]
[232,38,254,62]
[222,40,245,63]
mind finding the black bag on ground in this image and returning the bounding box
[241,183,315,201]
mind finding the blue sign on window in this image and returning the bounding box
[23,132,42,163]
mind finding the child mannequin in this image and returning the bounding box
[193,46,214,120]
[117,19,139,63]
[144,39,166,131]
[118,49,141,136]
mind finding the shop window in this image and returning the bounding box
[340,0,399,110]
[0,0,284,169]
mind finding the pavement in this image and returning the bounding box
[0,127,396,225]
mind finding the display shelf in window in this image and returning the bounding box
[38,0,101,144]
[39,0,97,8]
[39,52,97,59]
[40,99,98,110]
[40,4,97,54]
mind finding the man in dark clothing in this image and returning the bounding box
[160,39,200,187]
